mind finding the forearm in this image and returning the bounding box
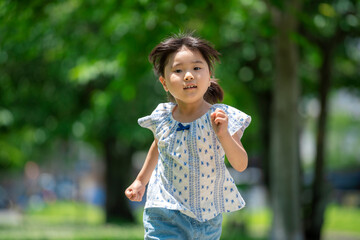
[135,140,159,185]
[218,132,248,172]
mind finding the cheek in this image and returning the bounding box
[198,69,210,78]
[168,74,182,83]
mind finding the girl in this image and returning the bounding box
[125,33,251,240]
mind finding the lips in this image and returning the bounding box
[184,84,197,89]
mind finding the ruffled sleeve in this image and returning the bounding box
[138,102,174,137]
[214,104,251,138]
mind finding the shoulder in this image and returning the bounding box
[212,103,245,116]
[138,102,175,130]
[149,102,175,121]
[152,102,175,115]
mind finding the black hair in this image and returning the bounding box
[148,33,224,104]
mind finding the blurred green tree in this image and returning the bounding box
[0,0,260,223]
[267,0,304,239]
[1,1,358,238]
[298,0,360,239]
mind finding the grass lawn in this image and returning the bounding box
[0,224,144,240]
[324,204,360,234]
[222,203,360,240]
[0,201,359,240]
[0,201,144,240]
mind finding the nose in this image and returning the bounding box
[184,71,194,81]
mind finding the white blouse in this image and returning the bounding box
[138,102,251,222]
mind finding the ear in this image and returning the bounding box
[159,76,168,92]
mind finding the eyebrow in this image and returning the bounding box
[172,60,205,68]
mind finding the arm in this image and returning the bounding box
[211,109,248,172]
[125,139,159,201]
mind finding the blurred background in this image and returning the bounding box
[0,0,359,239]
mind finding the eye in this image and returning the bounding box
[174,69,182,73]
[194,67,201,70]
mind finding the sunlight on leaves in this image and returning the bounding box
[92,91,111,110]
[69,59,119,84]
[0,108,14,127]
[0,141,23,167]
[72,121,85,138]
[44,0,81,23]
[319,3,336,18]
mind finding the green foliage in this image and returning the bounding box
[0,0,265,169]
[299,0,360,95]
[327,108,360,170]
[1,0,359,229]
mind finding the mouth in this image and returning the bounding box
[183,84,197,90]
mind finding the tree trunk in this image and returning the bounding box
[104,136,135,223]
[305,43,332,240]
[269,1,304,239]
[257,91,272,188]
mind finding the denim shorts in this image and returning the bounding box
[143,207,223,240]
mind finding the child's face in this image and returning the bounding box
[159,46,211,105]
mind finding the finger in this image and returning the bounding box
[215,109,226,117]
[125,189,134,199]
[215,108,225,114]
[212,109,223,119]
[132,194,138,201]
[211,112,216,122]
[125,189,130,196]
[212,109,226,121]
[126,193,133,200]
[214,116,227,125]
[214,111,227,120]
[215,110,228,122]
[211,113,218,126]
[136,192,142,201]
[215,113,227,121]
[132,192,138,201]
[130,194,137,201]
[214,109,225,116]
[136,195,142,202]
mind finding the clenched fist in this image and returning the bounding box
[211,108,229,138]
[125,179,146,202]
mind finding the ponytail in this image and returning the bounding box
[204,80,224,104]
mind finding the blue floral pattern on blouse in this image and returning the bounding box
[138,102,251,222]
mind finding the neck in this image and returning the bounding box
[173,99,211,123]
